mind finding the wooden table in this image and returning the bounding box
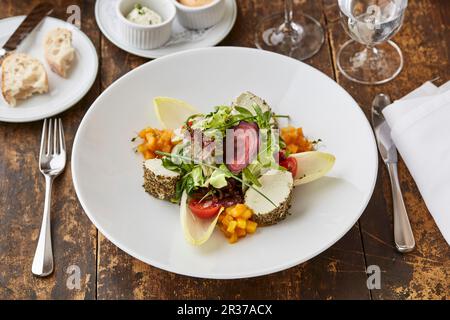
[0,0,449,300]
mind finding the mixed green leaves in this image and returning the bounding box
[157,151,277,207]
[156,103,287,206]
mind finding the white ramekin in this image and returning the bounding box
[172,0,226,30]
[116,0,176,49]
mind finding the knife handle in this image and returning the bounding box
[387,162,415,253]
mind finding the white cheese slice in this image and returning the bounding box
[144,158,179,178]
[245,169,293,216]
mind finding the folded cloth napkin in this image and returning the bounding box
[382,81,450,245]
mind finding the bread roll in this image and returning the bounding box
[1,53,48,106]
[44,28,75,78]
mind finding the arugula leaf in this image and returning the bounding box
[161,157,182,173]
[252,104,274,129]
[234,106,254,118]
[263,111,271,126]
[252,104,264,122]
[243,167,262,187]
[214,115,255,130]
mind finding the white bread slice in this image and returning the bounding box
[44,28,75,78]
[1,53,49,106]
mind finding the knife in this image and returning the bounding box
[371,94,415,253]
[0,3,54,62]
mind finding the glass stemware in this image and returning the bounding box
[255,0,324,61]
[337,0,408,85]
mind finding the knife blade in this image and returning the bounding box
[371,93,397,164]
[1,3,54,53]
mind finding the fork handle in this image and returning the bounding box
[32,175,54,277]
[387,162,415,253]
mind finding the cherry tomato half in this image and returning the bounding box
[280,157,298,178]
[188,199,221,219]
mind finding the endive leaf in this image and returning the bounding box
[154,97,199,129]
[291,151,336,186]
[180,191,223,246]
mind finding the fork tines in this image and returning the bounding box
[40,118,66,159]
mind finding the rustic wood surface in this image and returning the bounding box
[0,0,448,300]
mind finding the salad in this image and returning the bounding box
[134,92,335,245]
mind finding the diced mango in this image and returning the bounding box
[280,126,313,153]
[137,144,146,153]
[230,209,239,218]
[222,215,233,227]
[241,209,252,220]
[135,127,176,159]
[246,221,257,234]
[220,225,232,238]
[217,204,257,244]
[236,218,246,229]
[143,150,154,160]
[235,204,247,214]
[228,233,238,244]
[236,228,246,238]
[287,144,299,154]
[227,220,237,233]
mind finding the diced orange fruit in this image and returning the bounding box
[241,209,252,220]
[237,218,246,229]
[227,220,237,233]
[281,126,313,153]
[217,204,258,244]
[246,221,257,234]
[228,233,238,244]
[135,127,177,160]
[236,228,246,238]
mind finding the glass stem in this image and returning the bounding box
[284,0,294,25]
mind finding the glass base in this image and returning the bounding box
[337,40,403,85]
[255,13,324,61]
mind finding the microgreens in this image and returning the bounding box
[156,151,277,207]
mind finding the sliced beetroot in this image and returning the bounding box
[225,121,259,174]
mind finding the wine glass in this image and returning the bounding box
[255,0,324,61]
[337,0,408,85]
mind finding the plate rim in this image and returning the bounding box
[72,46,378,279]
[94,0,237,59]
[0,16,99,123]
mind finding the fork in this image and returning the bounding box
[32,118,66,277]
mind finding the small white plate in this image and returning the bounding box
[95,0,237,59]
[72,47,378,279]
[0,16,98,123]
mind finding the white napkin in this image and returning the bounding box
[382,81,450,245]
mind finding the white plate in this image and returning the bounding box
[95,0,237,59]
[72,47,378,279]
[0,16,98,123]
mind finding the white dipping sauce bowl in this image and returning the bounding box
[116,0,176,49]
[172,0,226,30]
